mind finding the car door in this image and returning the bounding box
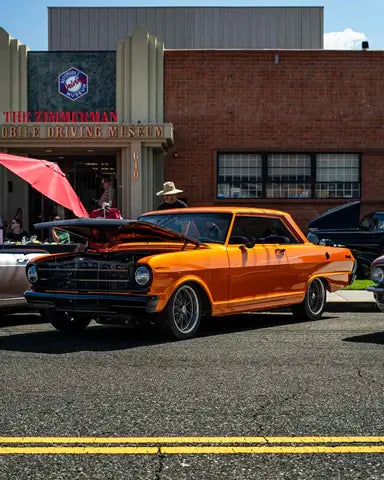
[227,215,289,313]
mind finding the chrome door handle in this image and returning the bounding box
[275,248,286,255]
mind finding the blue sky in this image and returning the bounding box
[1,0,382,50]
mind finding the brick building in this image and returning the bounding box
[0,7,383,231]
[164,49,384,228]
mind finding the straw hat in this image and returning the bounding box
[156,181,183,196]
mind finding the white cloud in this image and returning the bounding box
[324,28,368,50]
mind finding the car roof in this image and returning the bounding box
[142,206,291,217]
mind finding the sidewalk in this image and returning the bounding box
[326,290,378,312]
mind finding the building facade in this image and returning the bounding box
[1,7,383,232]
[48,6,323,50]
[163,49,384,228]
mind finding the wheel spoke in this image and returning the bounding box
[172,285,200,334]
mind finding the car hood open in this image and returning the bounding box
[34,218,202,246]
[308,201,361,230]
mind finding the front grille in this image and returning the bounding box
[36,253,143,292]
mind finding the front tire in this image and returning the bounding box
[48,311,91,334]
[161,284,201,340]
[291,278,326,321]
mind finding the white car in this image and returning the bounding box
[0,247,49,310]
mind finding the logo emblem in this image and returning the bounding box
[58,67,88,101]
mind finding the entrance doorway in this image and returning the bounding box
[28,153,117,228]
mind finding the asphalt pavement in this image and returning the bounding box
[0,308,383,479]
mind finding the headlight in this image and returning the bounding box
[27,264,39,284]
[372,266,384,284]
[134,265,151,286]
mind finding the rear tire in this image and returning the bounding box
[48,311,91,334]
[160,284,201,340]
[291,278,326,321]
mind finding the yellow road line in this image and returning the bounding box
[0,447,158,455]
[161,446,384,455]
[0,436,383,444]
[0,445,383,455]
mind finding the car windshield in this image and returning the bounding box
[139,212,232,244]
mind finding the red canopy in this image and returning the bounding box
[0,153,89,218]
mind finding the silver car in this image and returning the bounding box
[0,247,49,310]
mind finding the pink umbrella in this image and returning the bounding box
[0,153,89,218]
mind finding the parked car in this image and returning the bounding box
[0,247,49,311]
[366,255,384,311]
[307,201,384,278]
[24,207,355,340]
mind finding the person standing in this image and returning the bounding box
[98,177,116,208]
[156,181,188,210]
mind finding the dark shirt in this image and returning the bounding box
[6,230,29,242]
[157,199,188,210]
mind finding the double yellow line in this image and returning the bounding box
[0,436,383,455]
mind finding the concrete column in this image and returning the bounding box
[146,148,154,211]
[153,151,165,209]
[116,27,164,123]
[120,147,131,219]
[156,42,164,122]
[131,28,149,123]
[0,28,28,119]
[141,148,148,213]
[0,147,8,224]
[130,141,142,219]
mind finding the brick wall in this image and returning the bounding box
[164,50,384,230]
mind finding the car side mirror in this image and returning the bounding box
[244,238,256,249]
[319,238,334,247]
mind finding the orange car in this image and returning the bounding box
[25,207,355,340]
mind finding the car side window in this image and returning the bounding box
[370,214,384,231]
[229,216,301,245]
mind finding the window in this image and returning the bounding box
[217,153,262,199]
[267,154,311,199]
[315,154,360,199]
[217,152,361,199]
[229,216,301,245]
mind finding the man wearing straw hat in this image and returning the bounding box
[156,181,188,210]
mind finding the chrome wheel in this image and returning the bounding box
[172,285,200,335]
[291,277,326,321]
[307,278,326,315]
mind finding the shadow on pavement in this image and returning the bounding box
[0,312,45,327]
[343,331,384,345]
[325,303,379,313]
[0,311,335,354]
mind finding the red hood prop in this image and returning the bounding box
[0,153,89,218]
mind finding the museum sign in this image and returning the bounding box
[0,123,173,141]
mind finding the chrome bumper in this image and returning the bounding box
[366,286,384,311]
[24,291,159,314]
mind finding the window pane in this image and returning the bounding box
[217,153,262,199]
[315,154,360,198]
[267,154,311,198]
[268,154,311,182]
[266,183,311,199]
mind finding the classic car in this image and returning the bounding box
[366,255,384,311]
[0,246,49,311]
[307,201,384,278]
[0,241,84,312]
[24,207,355,340]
